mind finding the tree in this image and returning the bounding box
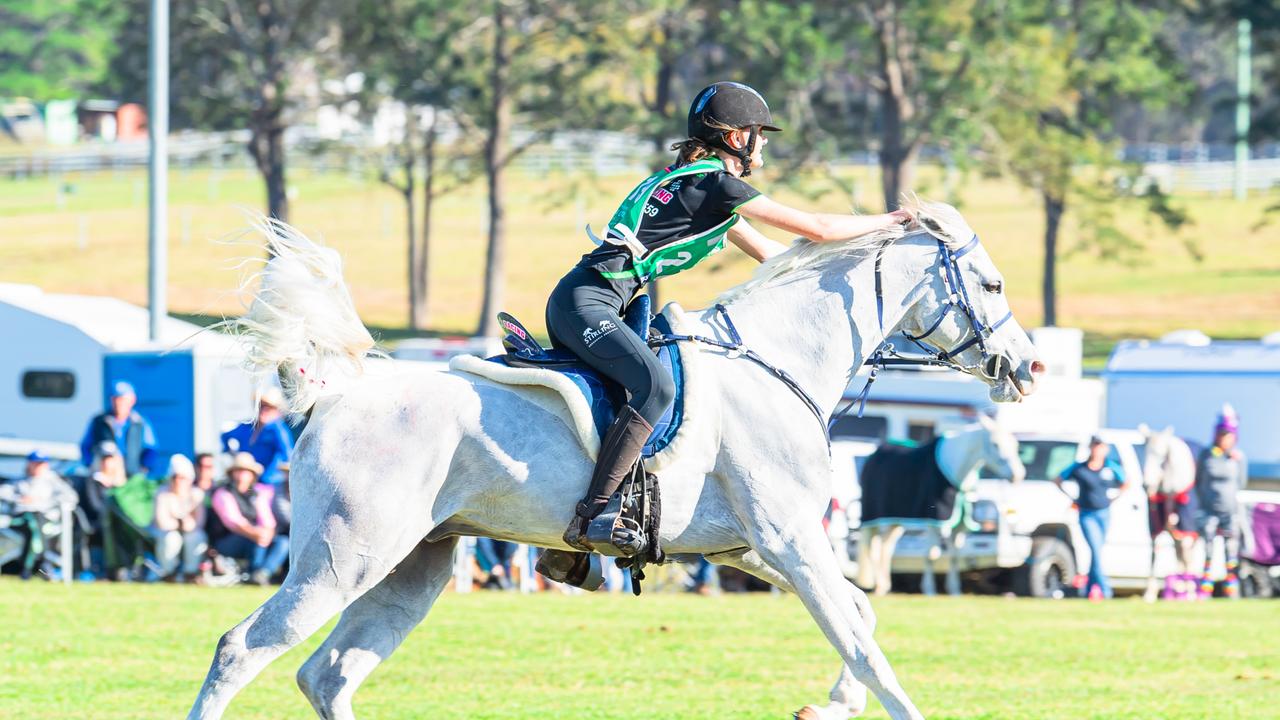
[102,0,341,222]
[343,0,486,330]
[0,0,122,101]
[979,1,1192,326]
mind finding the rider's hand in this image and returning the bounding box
[888,208,917,229]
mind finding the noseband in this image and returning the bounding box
[852,233,1014,416]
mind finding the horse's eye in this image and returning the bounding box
[984,282,1003,294]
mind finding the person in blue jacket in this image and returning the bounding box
[1055,435,1129,599]
[79,381,158,477]
[220,388,294,487]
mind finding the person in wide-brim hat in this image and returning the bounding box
[227,452,264,478]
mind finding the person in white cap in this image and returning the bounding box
[219,387,294,487]
[150,454,208,582]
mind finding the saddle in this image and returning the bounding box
[467,294,679,594]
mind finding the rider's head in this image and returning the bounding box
[672,82,781,176]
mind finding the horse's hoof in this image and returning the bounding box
[794,705,825,720]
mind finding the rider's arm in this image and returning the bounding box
[727,220,789,262]
[736,195,911,243]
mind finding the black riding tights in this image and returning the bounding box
[545,267,675,427]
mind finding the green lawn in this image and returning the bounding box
[0,578,1276,719]
[1,164,1278,358]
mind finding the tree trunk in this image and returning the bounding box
[402,150,419,330]
[477,1,511,337]
[414,116,437,331]
[872,0,916,212]
[247,120,289,224]
[1041,191,1065,327]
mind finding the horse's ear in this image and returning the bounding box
[1161,425,1174,437]
[1137,423,1150,437]
[976,413,996,431]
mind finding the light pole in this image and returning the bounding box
[147,0,169,340]
[1234,18,1251,202]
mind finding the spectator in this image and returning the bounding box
[220,388,294,486]
[1055,435,1128,600]
[193,453,217,495]
[475,538,515,590]
[79,381,158,478]
[1195,404,1249,598]
[90,442,157,581]
[150,454,207,582]
[0,451,77,580]
[210,452,288,586]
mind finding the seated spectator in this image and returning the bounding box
[150,455,207,582]
[220,388,294,487]
[210,452,288,586]
[89,442,156,581]
[0,451,78,580]
[193,452,217,495]
[79,381,158,479]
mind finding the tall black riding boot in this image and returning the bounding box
[563,405,653,552]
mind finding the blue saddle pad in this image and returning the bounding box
[486,299,684,458]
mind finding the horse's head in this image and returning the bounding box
[897,202,1044,403]
[975,413,1025,483]
[1138,424,1192,496]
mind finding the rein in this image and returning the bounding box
[852,233,1013,418]
[649,303,829,438]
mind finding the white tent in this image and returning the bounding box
[0,283,252,458]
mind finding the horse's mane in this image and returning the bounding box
[718,199,976,303]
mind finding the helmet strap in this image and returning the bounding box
[713,126,759,177]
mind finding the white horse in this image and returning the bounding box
[188,202,1042,720]
[1138,425,1202,602]
[855,416,1024,597]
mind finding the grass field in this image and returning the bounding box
[2,164,1278,362]
[1,578,1276,719]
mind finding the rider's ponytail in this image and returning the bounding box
[670,137,715,165]
[671,117,739,165]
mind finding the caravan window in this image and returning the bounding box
[21,370,76,399]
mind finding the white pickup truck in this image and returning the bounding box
[829,430,1197,597]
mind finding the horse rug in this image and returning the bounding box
[859,439,969,530]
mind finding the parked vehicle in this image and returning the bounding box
[828,429,1200,597]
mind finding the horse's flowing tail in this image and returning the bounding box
[233,217,375,414]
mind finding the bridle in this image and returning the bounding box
[851,232,1015,417]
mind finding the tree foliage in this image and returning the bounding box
[0,0,123,100]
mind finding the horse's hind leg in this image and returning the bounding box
[188,512,425,719]
[297,537,457,720]
[709,548,877,719]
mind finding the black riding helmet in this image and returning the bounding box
[687,82,782,177]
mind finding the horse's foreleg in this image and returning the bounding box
[855,527,876,591]
[876,526,905,596]
[753,526,923,720]
[945,529,962,597]
[297,537,457,720]
[920,527,938,597]
[708,548,877,719]
[1143,532,1161,603]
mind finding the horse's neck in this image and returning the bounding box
[1159,439,1197,494]
[713,240,929,417]
[936,427,985,488]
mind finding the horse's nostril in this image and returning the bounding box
[1030,360,1046,377]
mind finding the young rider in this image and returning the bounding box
[547,81,913,553]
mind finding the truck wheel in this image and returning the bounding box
[1239,560,1274,599]
[1013,537,1076,599]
